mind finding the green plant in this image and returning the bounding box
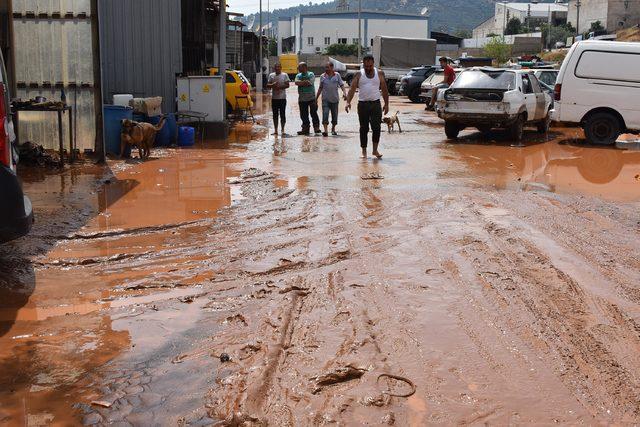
[541,24,574,48]
[505,17,523,35]
[487,32,499,37]
[589,20,604,32]
[268,38,278,57]
[484,36,512,65]
[325,43,361,56]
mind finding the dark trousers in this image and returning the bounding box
[357,100,382,148]
[299,100,320,131]
[272,99,286,128]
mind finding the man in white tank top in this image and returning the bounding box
[345,54,389,159]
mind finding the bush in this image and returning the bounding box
[505,17,523,35]
[326,43,361,56]
[484,36,512,65]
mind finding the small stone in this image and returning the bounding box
[82,413,103,425]
[124,385,144,395]
[139,392,162,407]
[220,353,231,363]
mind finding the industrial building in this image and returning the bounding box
[277,11,429,55]
[0,0,256,157]
[473,2,568,38]
[567,0,640,34]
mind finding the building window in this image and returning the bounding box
[370,38,374,46]
[338,38,347,44]
[324,36,331,45]
[352,38,359,44]
[307,37,314,45]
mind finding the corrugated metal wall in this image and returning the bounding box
[98,0,183,114]
[12,0,96,152]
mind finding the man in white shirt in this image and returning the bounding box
[345,54,389,159]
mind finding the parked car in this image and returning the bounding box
[551,40,640,145]
[0,49,33,244]
[397,66,437,103]
[437,68,552,140]
[420,68,462,105]
[210,68,253,113]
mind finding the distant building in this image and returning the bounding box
[277,11,429,55]
[473,2,568,38]
[567,0,640,34]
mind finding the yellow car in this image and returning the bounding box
[279,53,299,78]
[210,68,253,111]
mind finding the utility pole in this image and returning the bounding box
[547,3,551,50]
[358,0,362,62]
[219,0,227,123]
[502,2,508,35]
[575,0,581,38]
[257,0,263,91]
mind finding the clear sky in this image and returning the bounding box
[228,0,315,16]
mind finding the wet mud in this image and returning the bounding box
[1,90,639,425]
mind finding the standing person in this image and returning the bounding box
[316,61,348,137]
[427,57,456,111]
[345,54,389,159]
[266,63,290,136]
[294,62,320,135]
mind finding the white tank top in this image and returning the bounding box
[358,68,381,102]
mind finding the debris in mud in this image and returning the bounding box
[425,268,445,275]
[382,412,396,425]
[219,353,231,363]
[311,365,367,394]
[178,296,195,303]
[18,141,61,167]
[376,373,417,398]
[228,168,274,184]
[172,354,189,364]
[635,174,640,181]
[224,314,248,326]
[361,172,384,180]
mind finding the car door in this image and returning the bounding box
[521,73,538,122]
[528,74,547,120]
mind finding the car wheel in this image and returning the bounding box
[445,121,460,139]
[225,101,233,116]
[409,88,422,103]
[508,114,525,141]
[537,111,551,133]
[583,112,620,145]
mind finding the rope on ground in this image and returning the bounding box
[376,373,417,398]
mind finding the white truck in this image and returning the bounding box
[372,36,437,95]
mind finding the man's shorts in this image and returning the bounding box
[436,83,450,89]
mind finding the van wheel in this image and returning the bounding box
[445,121,461,139]
[508,114,525,141]
[537,112,551,133]
[477,125,492,136]
[583,112,620,145]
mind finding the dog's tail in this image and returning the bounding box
[153,116,167,131]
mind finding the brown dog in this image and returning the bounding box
[120,117,166,159]
[382,111,401,133]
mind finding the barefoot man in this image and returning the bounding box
[345,54,389,159]
[266,63,291,136]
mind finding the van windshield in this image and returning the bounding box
[452,70,516,90]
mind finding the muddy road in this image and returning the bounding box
[1,91,640,425]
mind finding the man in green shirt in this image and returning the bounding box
[294,62,320,135]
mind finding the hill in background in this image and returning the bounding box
[241,0,560,36]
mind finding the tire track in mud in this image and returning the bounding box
[445,196,640,420]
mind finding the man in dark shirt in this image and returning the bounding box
[428,57,456,110]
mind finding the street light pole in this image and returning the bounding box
[357,0,361,62]
[219,0,226,121]
[576,0,581,38]
[257,0,263,91]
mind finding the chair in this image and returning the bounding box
[233,95,255,123]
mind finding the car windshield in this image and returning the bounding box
[408,69,426,76]
[537,71,558,86]
[425,72,444,84]
[451,70,516,90]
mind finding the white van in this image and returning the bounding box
[551,40,640,145]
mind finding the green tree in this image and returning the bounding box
[504,17,523,35]
[542,24,574,48]
[484,36,512,65]
[325,43,360,56]
[589,20,605,32]
[268,38,277,57]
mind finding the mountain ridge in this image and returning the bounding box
[241,0,559,36]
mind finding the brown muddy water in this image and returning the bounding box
[1,90,639,425]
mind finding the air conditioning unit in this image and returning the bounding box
[315,47,321,52]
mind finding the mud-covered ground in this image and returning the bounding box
[1,90,640,425]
